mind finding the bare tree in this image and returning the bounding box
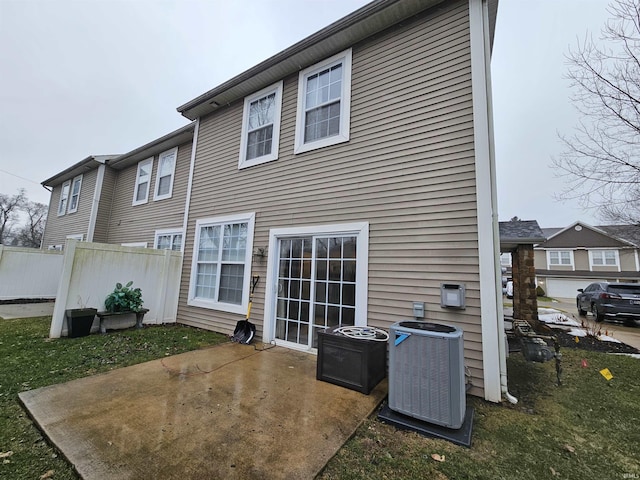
[0,189,26,244]
[15,201,48,248]
[554,0,640,224]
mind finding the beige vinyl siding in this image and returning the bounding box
[92,166,118,243]
[106,141,192,246]
[41,169,98,248]
[178,1,486,394]
[534,250,546,269]
[619,249,638,272]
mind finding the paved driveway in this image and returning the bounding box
[19,343,387,480]
[538,298,640,351]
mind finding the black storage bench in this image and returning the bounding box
[317,327,386,394]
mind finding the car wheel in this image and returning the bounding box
[577,301,587,316]
[591,303,604,322]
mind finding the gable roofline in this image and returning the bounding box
[177,0,489,121]
[498,220,546,251]
[544,220,637,248]
[108,121,196,170]
[41,155,120,188]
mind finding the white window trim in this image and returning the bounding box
[121,242,148,248]
[67,175,83,214]
[238,81,283,169]
[132,157,153,206]
[57,180,71,216]
[294,48,352,154]
[188,212,256,315]
[262,221,369,348]
[154,147,178,201]
[154,228,185,251]
[66,234,84,241]
[588,249,620,271]
[546,250,574,269]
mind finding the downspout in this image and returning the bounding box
[176,118,200,316]
[481,0,517,404]
[87,164,106,242]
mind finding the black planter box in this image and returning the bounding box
[317,327,386,394]
[65,308,98,338]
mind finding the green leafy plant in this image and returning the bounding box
[104,281,143,313]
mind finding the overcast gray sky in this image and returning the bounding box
[0,0,612,228]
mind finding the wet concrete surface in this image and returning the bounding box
[0,301,55,319]
[19,342,387,480]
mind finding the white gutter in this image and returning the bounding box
[469,0,516,404]
[181,117,200,238]
[87,164,106,242]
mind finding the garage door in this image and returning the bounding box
[545,278,600,299]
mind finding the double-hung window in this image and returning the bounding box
[154,147,177,200]
[188,213,255,314]
[239,81,283,169]
[548,250,573,267]
[590,249,618,267]
[57,181,71,216]
[155,229,184,251]
[294,48,352,154]
[133,157,153,205]
[68,175,83,213]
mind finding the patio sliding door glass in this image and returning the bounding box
[275,235,357,349]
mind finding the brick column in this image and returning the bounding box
[512,244,538,321]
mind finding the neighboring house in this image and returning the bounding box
[40,0,507,402]
[41,123,194,251]
[174,0,503,402]
[535,221,640,299]
[105,122,195,249]
[41,155,120,249]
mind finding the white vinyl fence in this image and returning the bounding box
[0,245,64,300]
[50,240,182,338]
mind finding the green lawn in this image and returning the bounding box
[1,317,639,480]
[321,349,640,480]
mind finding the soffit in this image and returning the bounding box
[177,0,449,120]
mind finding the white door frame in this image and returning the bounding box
[262,222,369,351]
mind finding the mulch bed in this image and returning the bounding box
[554,330,640,354]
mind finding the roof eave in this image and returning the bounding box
[41,155,118,187]
[108,121,196,170]
[176,0,452,120]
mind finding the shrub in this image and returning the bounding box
[104,281,143,313]
[536,285,546,297]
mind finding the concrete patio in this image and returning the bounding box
[19,342,387,479]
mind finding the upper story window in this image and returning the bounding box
[154,147,177,201]
[294,48,352,154]
[57,181,70,216]
[188,212,255,315]
[239,81,283,169]
[155,229,183,251]
[68,175,83,213]
[589,249,619,267]
[133,157,153,206]
[548,250,573,267]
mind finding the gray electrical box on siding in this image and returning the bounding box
[440,283,466,309]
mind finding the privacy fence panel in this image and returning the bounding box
[0,246,63,300]
[50,240,181,338]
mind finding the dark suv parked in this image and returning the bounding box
[577,282,640,325]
